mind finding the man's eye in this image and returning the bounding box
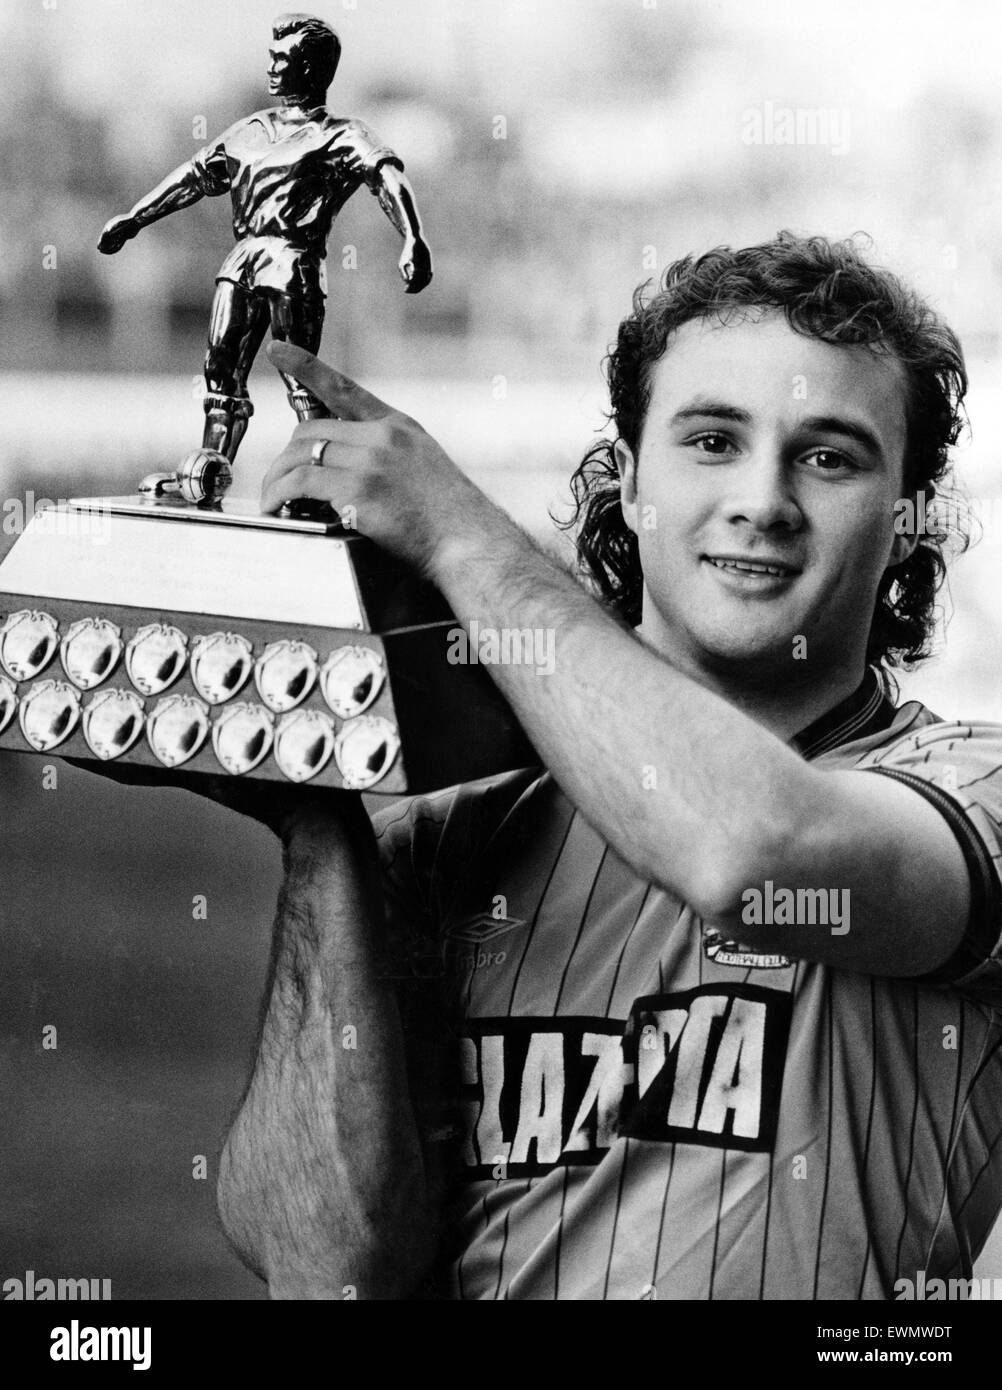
[804,448,856,472]
[690,432,734,456]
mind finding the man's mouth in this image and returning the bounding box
[704,556,801,579]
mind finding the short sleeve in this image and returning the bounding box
[370,767,545,977]
[372,787,459,981]
[339,119,404,190]
[859,720,1002,1006]
[189,136,232,197]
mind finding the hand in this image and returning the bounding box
[98,214,140,254]
[399,235,432,294]
[263,340,492,577]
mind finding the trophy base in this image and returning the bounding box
[0,499,536,793]
[77,493,345,533]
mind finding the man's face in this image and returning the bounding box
[616,311,915,683]
[267,36,313,98]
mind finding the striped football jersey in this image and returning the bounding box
[372,667,1002,1300]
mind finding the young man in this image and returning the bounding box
[211,233,1002,1300]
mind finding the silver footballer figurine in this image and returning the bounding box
[98,12,432,505]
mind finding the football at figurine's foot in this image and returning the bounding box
[178,449,233,504]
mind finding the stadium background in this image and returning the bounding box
[1,0,1000,1297]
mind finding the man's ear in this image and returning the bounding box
[615,438,639,536]
[888,529,920,567]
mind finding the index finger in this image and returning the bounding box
[267,341,390,421]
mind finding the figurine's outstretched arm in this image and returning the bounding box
[98,154,229,255]
[372,163,433,294]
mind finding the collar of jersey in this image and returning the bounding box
[790,666,897,761]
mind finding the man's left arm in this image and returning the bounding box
[261,347,986,982]
[372,161,433,293]
[347,128,432,293]
[423,517,979,980]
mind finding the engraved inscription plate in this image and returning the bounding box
[60,617,123,690]
[126,623,189,696]
[19,679,82,750]
[190,632,254,705]
[320,645,385,719]
[212,702,275,775]
[147,694,211,768]
[254,639,319,713]
[274,708,337,783]
[82,688,146,760]
[334,715,400,790]
[0,609,59,682]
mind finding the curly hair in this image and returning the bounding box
[562,232,971,672]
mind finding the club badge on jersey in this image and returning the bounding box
[702,927,791,970]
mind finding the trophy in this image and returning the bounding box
[0,15,533,793]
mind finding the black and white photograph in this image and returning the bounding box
[0,0,1000,1340]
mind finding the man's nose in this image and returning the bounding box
[723,452,802,531]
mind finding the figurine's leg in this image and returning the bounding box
[203,281,269,460]
[269,291,328,420]
[268,291,343,520]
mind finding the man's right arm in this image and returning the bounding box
[215,797,437,1299]
[98,142,230,253]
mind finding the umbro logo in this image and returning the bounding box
[445,912,526,975]
[445,912,526,946]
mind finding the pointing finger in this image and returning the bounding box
[267,341,390,421]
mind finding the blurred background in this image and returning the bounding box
[1,0,1000,1298]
